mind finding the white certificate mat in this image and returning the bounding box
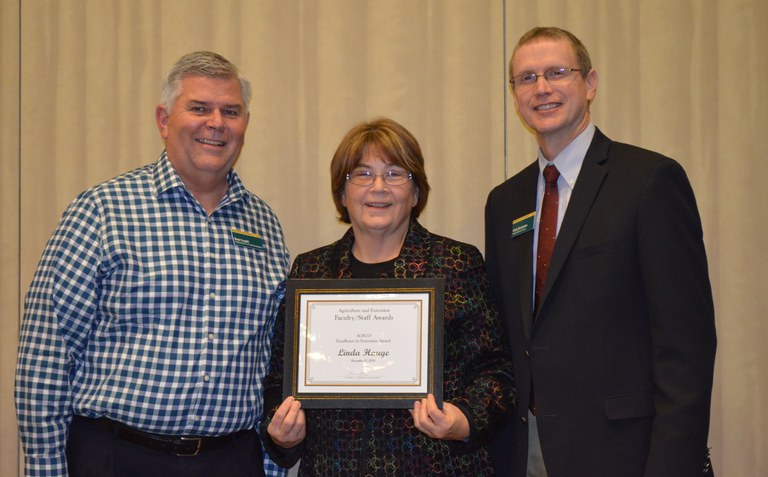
[284,278,444,408]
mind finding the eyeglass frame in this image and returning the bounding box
[509,67,583,89]
[345,169,414,187]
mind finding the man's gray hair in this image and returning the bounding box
[160,51,252,111]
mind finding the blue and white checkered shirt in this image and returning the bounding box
[16,152,290,477]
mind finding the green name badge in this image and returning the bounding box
[511,212,535,238]
[231,228,265,251]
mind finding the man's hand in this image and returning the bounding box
[266,396,307,448]
[411,393,470,441]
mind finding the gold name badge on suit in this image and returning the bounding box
[511,212,536,238]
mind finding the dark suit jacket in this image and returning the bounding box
[484,128,716,477]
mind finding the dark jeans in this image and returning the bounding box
[66,416,266,477]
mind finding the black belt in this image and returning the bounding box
[78,416,252,457]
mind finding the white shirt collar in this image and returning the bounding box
[537,123,596,190]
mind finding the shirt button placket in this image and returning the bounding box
[201,220,214,393]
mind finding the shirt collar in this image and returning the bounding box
[537,123,595,189]
[151,150,249,204]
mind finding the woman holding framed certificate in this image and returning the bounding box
[260,117,516,476]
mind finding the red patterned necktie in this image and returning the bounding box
[530,165,559,415]
[534,164,560,316]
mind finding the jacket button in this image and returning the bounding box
[524,350,530,358]
[520,415,527,424]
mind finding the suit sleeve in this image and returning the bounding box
[637,159,716,476]
[484,190,503,317]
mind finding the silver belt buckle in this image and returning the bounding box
[178,436,202,456]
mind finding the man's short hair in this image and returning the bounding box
[509,27,592,81]
[160,51,252,111]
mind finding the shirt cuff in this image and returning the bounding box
[24,454,67,477]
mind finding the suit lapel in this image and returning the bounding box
[510,163,539,338]
[536,130,611,320]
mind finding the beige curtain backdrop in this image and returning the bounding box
[2,1,766,475]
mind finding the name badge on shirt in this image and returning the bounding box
[511,212,535,238]
[231,228,265,251]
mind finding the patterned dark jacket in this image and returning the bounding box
[262,220,516,476]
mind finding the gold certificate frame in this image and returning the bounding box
[283,278,444,409]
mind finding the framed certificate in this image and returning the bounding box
[283,278,444,409]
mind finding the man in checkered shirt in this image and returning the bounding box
[15,51,290,477]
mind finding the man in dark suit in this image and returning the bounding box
[485,27,716,477]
